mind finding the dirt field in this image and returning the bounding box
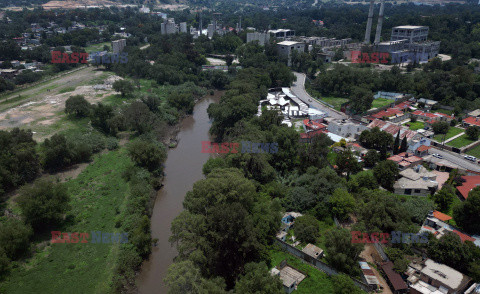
[42,0,116,10]
[0,67,122,141]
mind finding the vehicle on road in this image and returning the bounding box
[308,99,312,102]
[432,154,443,159]
[464,155,477,162]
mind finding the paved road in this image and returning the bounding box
[290,72,347,120]
[430,147,480,172]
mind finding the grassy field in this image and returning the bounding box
[269,247,335,294]
[320,96,350,111]
[447,134,476,148]
[433,127,464,142]
[84,42,111,53]
[371,98,393,109]
[466,144,480,158]
[0,149,133,294]
[405,121,425,131]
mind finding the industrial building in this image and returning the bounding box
[268,29,295,39]
[276,41,305,66]
[246,32,270,46]
[360,0,440,64]
[160,18,178,35]
[111,39,126,54]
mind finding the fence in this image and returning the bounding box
[363,95,412,117]
[274,239,373,292]
[373,242,389,262]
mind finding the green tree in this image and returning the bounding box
[65,95,91,118]
[373,160,399,191]
[41,134,72,172]
[165,260,227,294]
[400,135,408,153]
[453,187,480,235]
[329,188,355,221]
[393,131,400,155]
[349,87,373,114]
[466,126,480,141]
[127,140,166,174]
[0,219,32,260]
[17,180,70,232]
[331,274,364,294]
[113,79,134,97]
[298,133,333,172]
[325,228,363,276]
[234,262,284,294]
[432,121,450,135]
[363,149,379,168]
[336,149,362,179]
[433,185,455,212]
[294,215,320,244]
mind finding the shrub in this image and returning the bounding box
[65,95,91,118]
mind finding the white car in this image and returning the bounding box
[464,155,477,162]
[432,154,443,159]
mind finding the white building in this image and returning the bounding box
[179,22,187,33]
[246,32,270,46]
[277,41,305,66]
[161,18,179,35]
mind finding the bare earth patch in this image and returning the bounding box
[0,71,122,141]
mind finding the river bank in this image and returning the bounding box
[136,91,222,293]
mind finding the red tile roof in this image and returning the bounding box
[457,175,480,200]
[303,119,327,130]
[381,261,408,291]
[300,129,327,139]
[453,230,476,243]
[372,108,403,119]
[417,145,431,152]
[433,210,452,222]
[463,116,480,127]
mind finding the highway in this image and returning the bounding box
[430,147,480,172]
[290,72,347,120]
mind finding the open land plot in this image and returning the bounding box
[447,134,476,148]
[433,127,464,142]
[320,96,349,111]
[0,68,121,141]
[371,98,393,109]
[466,144,480,158]
[269,247,335,294]
[405,121,425,131]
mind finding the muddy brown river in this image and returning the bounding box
[136,94,220,293]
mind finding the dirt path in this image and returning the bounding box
[360,244,393,294]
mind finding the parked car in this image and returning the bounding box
[432,154,443,159]
[308,98,312,102]
[464,155,477,162]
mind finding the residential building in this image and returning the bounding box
[463,116,480,128]
[415,145,431,157]
[381,261,408,294]
[411,110,454,126]
[456,175,480,200]
[393,165,438,196]
[303,118,327,132]
[281,212,303,231]
[302,244,324,260]
[139,5,150,13]
[327,119,368,140]
[270,262,306,293]
[420,211,479,246]
[406,259,472,294]
[112,39,126,54]
[246,32,270,46]
[277,41,305,66]
[417,98,438,109]
[374,91,408,101]
[368,119,422,145]
[388,152,423,170]
[359,261,380,290]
